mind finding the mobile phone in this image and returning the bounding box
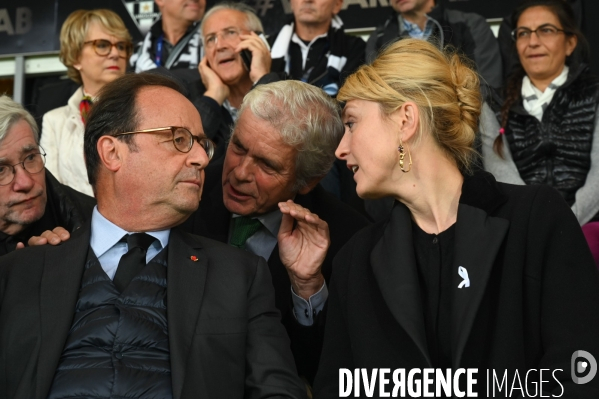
[241,32,269,71]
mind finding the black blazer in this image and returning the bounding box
[180,160,370,383]
[314,172,599,398]
[0,226,306,399]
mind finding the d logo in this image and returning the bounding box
[571,350,597,384]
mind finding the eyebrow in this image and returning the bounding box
[0,144,38,164]
[231,134,283,171]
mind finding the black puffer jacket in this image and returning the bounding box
[499,66,599,207]
[0,169,96,256]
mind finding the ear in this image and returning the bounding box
[97,135,124,174]
[332,0,343,15]
[298,176,322,195]
[390,101,420,143]
[565,34,578,57]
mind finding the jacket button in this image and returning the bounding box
[115,352,123,360]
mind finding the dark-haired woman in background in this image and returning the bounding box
[481,0,599,265]
[313,37,599,398]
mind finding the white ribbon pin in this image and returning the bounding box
[458,266,470,289]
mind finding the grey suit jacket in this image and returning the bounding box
[0,225,306,399]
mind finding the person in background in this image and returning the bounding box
[480,0,599,266]
[0,95,95,256]
[130,0,206,72]
[41,9,132,196]
[269,0,367,215]
[269,0,365,97]
[313,38,599,397]
[194,2,279,161]
[366,0,502,94]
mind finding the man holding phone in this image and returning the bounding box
[195,3,281,161]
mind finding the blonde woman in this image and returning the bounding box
[41,9,132,196]
[313,39,599,397]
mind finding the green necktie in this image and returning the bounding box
[230,216,262,249]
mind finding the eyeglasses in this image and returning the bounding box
[113,127,216,160]
[0,152,46,186]
[512,24,568,42]
[203,28,244,49]
[83,39,132,58]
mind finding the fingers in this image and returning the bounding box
[279,200,327,228]
[16,242,25,250]
[236,33,271,82]
[27,227,70,247]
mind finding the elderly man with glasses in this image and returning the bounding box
[192,2,281,161]
[0,95,95,256]
[0,73,305,399]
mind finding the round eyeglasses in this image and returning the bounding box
[113,126,216,160]
[0,151,46,186]
[83,39,132,58]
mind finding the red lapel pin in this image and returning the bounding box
[190,255,198,262]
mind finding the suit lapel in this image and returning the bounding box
[37,225,90,397]
[167,228,207,399]
[452,203,509,367]
[370,202,432,367]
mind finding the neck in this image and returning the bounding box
[529,65,567,93]
[161,16,190,45]
[81,80,102,98]
[393,142,463,234]
[228,77,254,109]
[295,20,331,42]
[401,0,434,30]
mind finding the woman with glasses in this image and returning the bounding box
[480,0,599,265]
[41,9,132,196]
[313,38,599,397]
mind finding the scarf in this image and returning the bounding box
[130,19,202,73]
[521,66,569,121]
[79,95,93,124]
[271,16,348,95]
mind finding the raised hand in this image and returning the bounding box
[198,56,230,105]
[278,200,330,300]
[236,32,272,84]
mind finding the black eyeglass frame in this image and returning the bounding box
[511,24,570,42]
[0,150,47,186]
[82,39,133,58]
[112,126,216,160]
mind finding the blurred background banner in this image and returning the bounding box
[0,0,523,57]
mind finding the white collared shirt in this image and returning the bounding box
[90,207,170,279]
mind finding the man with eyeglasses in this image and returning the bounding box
[130,0,206,72]
[0,95,95,256]
[0,73,305,398]
[193,2,281,161]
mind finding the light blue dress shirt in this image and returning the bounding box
[90,207,170,279]
[402,16,434,40]
[230,210,328,326]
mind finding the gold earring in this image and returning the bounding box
[398,139,412,173]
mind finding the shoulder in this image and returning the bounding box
[444,8,487,26]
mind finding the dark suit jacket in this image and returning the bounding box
[180,160,370,383]
[0,225,306,399]
[314,172,599,398]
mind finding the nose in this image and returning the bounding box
[11,164,35,192]
[187,140,210,170]
[528,31,541,46]
[335,131,351,160]
[232,154,253,183]
[107,43,120,59]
